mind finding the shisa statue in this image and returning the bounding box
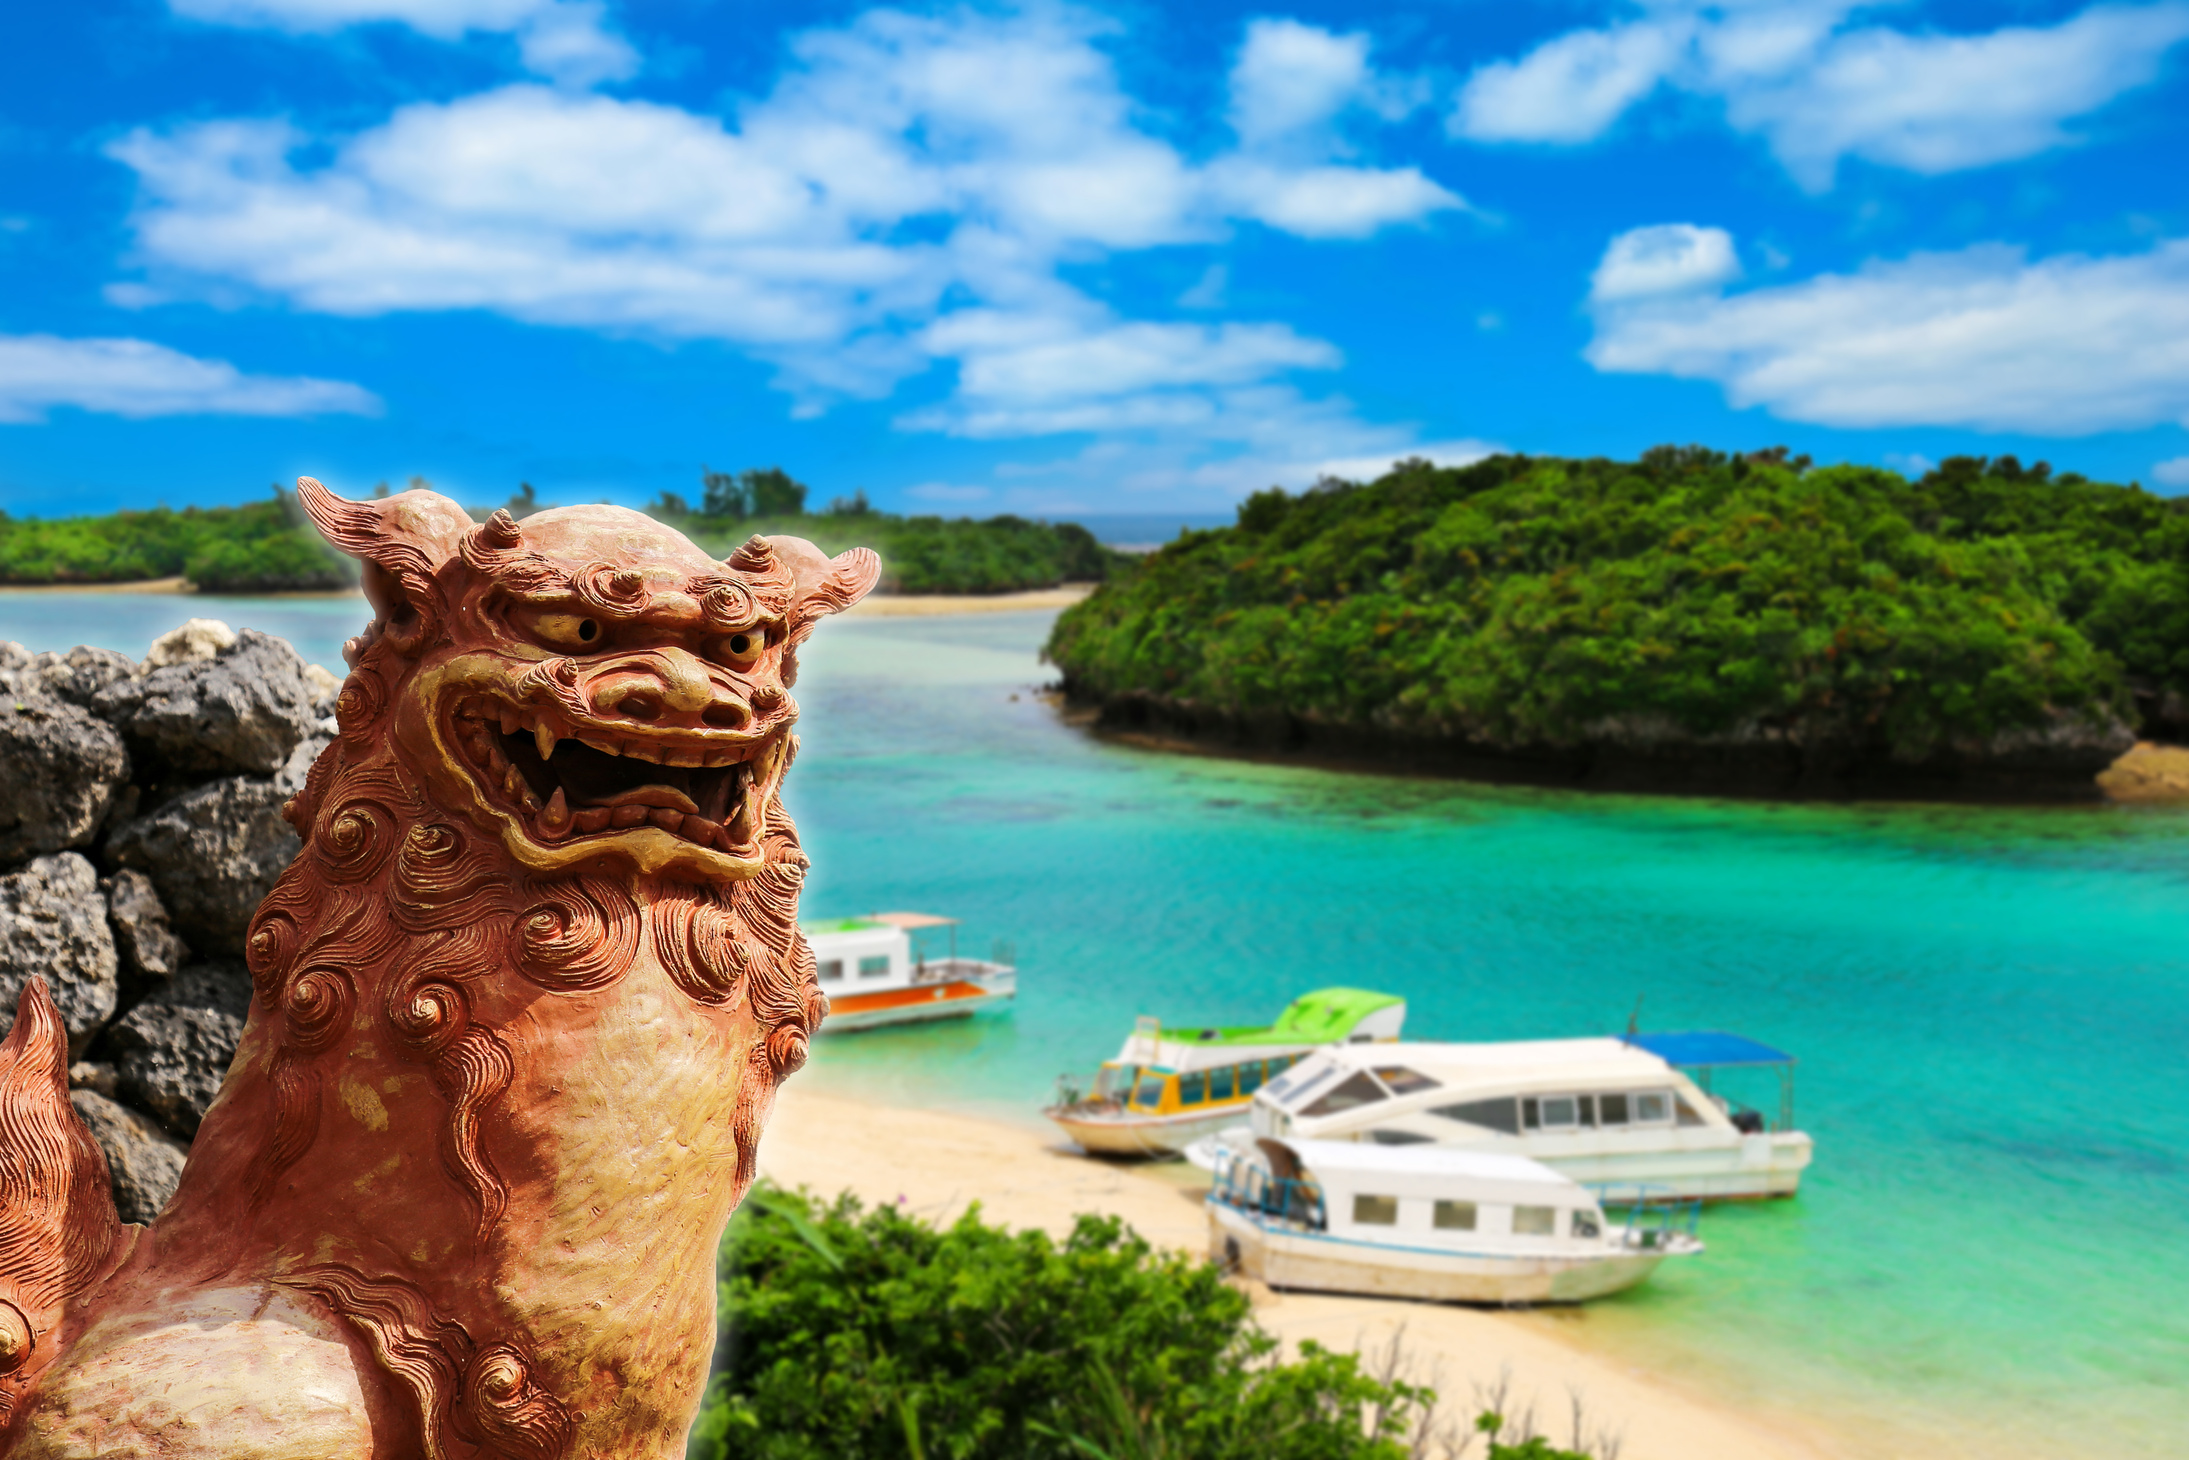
[0,480,878,1457]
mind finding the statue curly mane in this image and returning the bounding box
[0,481,878,1459]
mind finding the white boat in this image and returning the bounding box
[808,912,1015,1033]
[1221,1030,1812,1201]
[1045,989,1405,1157]
[1209,1137,1701,1306]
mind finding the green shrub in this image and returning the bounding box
[690,1185,1453,1460]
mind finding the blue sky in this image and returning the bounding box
[3,0,2188,519]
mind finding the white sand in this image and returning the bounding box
[757,1086,1836,1460]
[843,584,1095,616]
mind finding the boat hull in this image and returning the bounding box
[1049,1103,1251,1157]
[819,974,1015,1033]
[1208,1204,1669,1306]
[1538,1131,1813,1201]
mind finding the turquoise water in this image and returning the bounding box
[8,592,2187,1458]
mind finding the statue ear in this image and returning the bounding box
[297,477,472,657]
[775,542,882,643]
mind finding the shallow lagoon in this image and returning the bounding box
[7,590,2185,1459]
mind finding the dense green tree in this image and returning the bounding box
[1047,452,2189,761]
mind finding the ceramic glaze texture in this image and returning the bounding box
[0,480,880,1459]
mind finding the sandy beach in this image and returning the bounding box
[844,583,1096,615]
[757,1085,1838,1460]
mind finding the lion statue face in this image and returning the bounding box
[318,484,874,888]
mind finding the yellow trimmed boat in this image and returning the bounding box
[1044,988,1404,1157]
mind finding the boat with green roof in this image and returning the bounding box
[1044,988,1406,1157]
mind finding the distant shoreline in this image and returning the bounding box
[0,580,1094,611]
[0,578,362,600]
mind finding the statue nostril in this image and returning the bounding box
[703,700,750,729]
[598,687,661,722]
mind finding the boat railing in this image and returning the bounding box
[1589,1183,1702,1250]
[909,956,1014,985]
[1208,1147,1326,1231]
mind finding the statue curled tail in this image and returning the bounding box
[0,979,126,1428]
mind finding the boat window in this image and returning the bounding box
[1570,1209,1602,1240]
[1598,1093,1630,1126]
[1303,1072,1388,1118]
[1436,1098,1519,1134]
[1538,1097,1578,1130]
[1675,1094,1710,1127]
[816,960,844,983]
[1370,1066,1439,1096]
[1265,1059,1321,1101]
[1096,1066,1135,1100]
[1351,1194,1398,1226]
[1210,1066,1235,1101]
[1178,1072,1207,1105]
[1433,1200,1476,1231]
[858,955,891,979]
[1513,1205,1556,1236]
[1633,1091,1672,1125]
[1276,1065,1340,1109]
[1522,1098,1538,1130]
[1239,1061,1264,1095]
[1132,1075,1168,1110]
[1577,1094,1597,1127]
[1366,1129,1431,1145]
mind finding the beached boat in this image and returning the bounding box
[1044,988,1405,1157]
[809,912,1016,1033]
[1208,1137,1701,1305]
[1218,1030,1812,1201]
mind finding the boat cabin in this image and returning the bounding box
[1214,1139,1620,1253]
[1244,1031,1812,1201]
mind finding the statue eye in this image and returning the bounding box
[532,613,603,650]
[716,631,764,669]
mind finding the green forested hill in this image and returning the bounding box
[0,478,1126,595]
[1046,450,2189,795]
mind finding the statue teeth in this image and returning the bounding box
[664,746,704,768]
[622,740,663,765]
[539,788,571,837]
[611,804,650,828]
[578,735,619,758]
[499,708,522,736]
[501,764,526,800]
[573,806,612,834]
[534,722,557,761]
[682,815,722,844]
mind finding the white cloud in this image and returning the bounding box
[1591,223,1740,301]
[1230,18,1396,146]
[2154,456,2189,487]
[169,0,637,86]
[111,7,1463,460]
[1586,233,2189,434]
[0,333,379,423]
[1456,19,1689,144]
[1730,3,2189,189]
[1453,2,2189,188]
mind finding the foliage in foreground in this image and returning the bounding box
[0,485,354,591]
[1047,449,2189,757]
[690,1185,1610,1460]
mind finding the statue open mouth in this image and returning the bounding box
[446,694,786,862]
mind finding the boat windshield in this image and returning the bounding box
[1302,1071,1388,1118]
[1132,1074,1168,1109]
[1095,1065,1136,1100]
